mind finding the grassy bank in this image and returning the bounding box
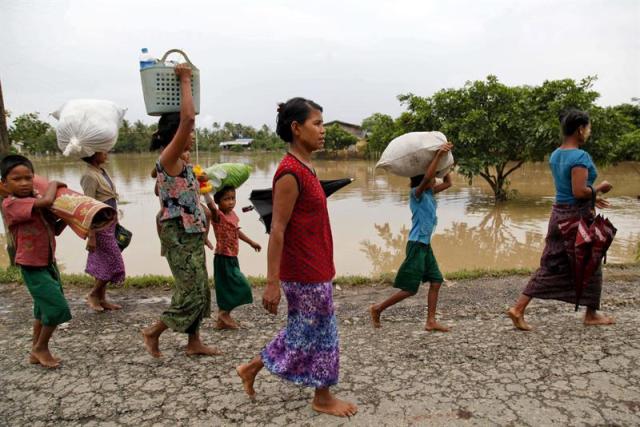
[1,264,637,289]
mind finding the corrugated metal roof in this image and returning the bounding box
[219,138,254,146]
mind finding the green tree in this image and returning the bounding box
[221,122,256,140]
[594,103,640,163]
[361,113,397,156]
[394,76,606,202]
[611,103,640,128]
[253,124,284,151]
[8,112,58,154]
[113,119,156,153]
[324,124,358,150]
[615,129,640,161]
[398,76,534,201]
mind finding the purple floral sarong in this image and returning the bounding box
[85,222,125,284]
[261,281,339,388]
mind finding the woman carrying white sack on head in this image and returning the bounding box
[53,99,127,311]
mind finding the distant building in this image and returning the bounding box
[219,138,253,150]
[324,120,365,139]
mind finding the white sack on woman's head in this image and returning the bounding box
[52,99,126,158]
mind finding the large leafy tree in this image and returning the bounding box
[324,124,358,150]
[253,124,284,151]
[8,112,58,154]
[398,76,536,201]
[361,113,397,156]
[113,119,155,153]
[615,129,640,162]
[389,76,613,202]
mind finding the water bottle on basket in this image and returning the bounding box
[139,48,155,70]
[140,48,200,116]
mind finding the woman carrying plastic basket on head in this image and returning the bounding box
[141,63,219,358]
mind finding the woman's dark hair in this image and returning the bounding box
[0,154,34,180]
[149,112,181,151]
[275,97,323,143]
[410,175,424,188]
[559,109,590,137]
[214,185,235,204]
[81,153,98,165]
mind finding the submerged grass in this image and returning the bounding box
[0,263,636,289]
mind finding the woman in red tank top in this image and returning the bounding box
[236,98,357,418]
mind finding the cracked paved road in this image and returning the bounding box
[1,265,639,426]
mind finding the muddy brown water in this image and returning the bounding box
[1,153,638,278]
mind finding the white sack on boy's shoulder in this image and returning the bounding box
[52,99,126,158]
[376,131,454,178]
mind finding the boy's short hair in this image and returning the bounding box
[1,155,34,180]
[213,185,235,204]
[410,175,425,188]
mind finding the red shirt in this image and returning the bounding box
[212,210,240,257]
[274,153,335,282]
[2,196,56,267]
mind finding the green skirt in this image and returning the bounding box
[159,218,211,333]
[20,264,72,327]
[394,241,444,294]
[214,254,253,311]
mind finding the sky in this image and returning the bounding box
[1,0,639,130]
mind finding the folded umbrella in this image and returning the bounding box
[574,218,594,311]
[246,178,354,233]
[558,212,617,311]
[558,217,581,275]
[580,215,617,309]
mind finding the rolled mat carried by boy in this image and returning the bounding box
[204,185,261,330]
[370,142,453,332]
[1,154,71,368]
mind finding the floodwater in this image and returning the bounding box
[1,152,638,278]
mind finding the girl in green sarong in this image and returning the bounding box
[204,186,261,329]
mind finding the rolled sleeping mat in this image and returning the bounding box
[33,175,117,239]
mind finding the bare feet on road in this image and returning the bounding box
[507,308,533,331]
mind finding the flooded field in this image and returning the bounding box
[1,153,638,278]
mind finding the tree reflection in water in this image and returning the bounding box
[360,207,548,275]
[360,223,409,276]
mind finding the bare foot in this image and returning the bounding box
[369,305,381,329]
[217,312,240,329]
[216,318,239,330]
[236,364,257,399]
[425,321,450,332]
[507,308,532,331]
[29,354,61,365]
[584,313,615,326]
[100,300,122,311]
[312,394,358,417]
[185,341,222,356]
[141,329,162,358]
[30,349,61,368]
[86,294,104,312]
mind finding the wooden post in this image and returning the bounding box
[0,78,16,265]
[0,79,9,157]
